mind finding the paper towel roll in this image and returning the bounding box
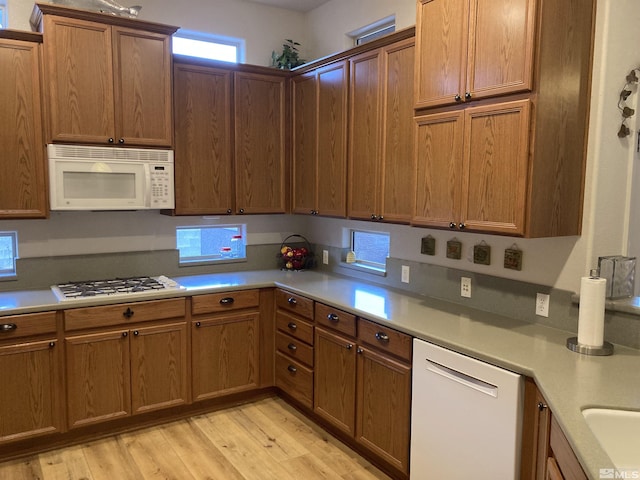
[577,275,606,347]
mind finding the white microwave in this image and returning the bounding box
[48,144,175,211]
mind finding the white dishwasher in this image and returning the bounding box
[410,338,523,479]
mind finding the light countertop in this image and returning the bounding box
[1,269,638,479]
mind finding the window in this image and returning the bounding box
[348,15,396,47]
[173,30,245,63]
[176,225,246,265]
[0,232,17,277]
[351,230,390,272]
[0,4,6,29]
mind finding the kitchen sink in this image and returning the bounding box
[582,408,640,469]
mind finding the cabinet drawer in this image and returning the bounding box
[275,289,314,320]
[315,303,356,337]
[275,351,313,409]
[357,318,412,362]
[191,289,259,315]
[65,298,186,331]
[0,312,57,340]
[276,310,314,345]
[276,331,313,367]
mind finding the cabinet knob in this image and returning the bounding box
[49,341,56,348]
[287,322,297,330]
[378,215,384,221]
[0,323,17,332]
[310,210,315,215]
[123,307,134,319]
[370,214,378,221]
[238,208,245,214]
[465,92,472,100]
[327,313,339,322]
[375,332,390,343]
[226,208,232,214]
[133,330,139,336]
[449,222,456,229]
[219,297,235,305]
[346,343,353,350]
[287,297,297,305]
[458,222,466,230]
[356,347,364,354]
[195,321,201,328]
[454,94,462,102]
[313,210,319,215]
[118,138,125,144]
[287,365,297,373]
[108,137,114,143]
[537,402,548,411]
[122,332,128,337]
[287,343,297,351]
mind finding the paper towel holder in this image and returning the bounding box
[566,337,614,356]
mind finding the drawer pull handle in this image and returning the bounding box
[327,313,339,322]
[287,297,297,305]
[0,323,17,332]
[375,332,390,343]
[287,365,297,373]
[219,297,235,305]
[123,307,134,319]
[288,343,297,351]
[538,402,548,411]
[287,322,297,330]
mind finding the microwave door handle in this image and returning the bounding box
[144,164,151,206]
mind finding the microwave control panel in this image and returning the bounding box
[149,164,175,207]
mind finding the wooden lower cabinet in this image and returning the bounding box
[0,336,62,443]
[64,299,188,429]
[314,316,412,476]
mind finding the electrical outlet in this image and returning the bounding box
[322,250,329,265]
[401,265,410,283]
[536,293,550,317]
[461,277,471,298]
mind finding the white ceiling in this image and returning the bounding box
[245,0,330,12]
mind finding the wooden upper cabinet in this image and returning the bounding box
[173,61,234,215]
[415,0,536,109]
[234,71,287,214]
[414,99,530,235]
[0,33,47,218]
[292,60,348,218]
[349,38,415,223]
[35,3,177,147]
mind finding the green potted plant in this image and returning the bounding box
[271,39,305,69]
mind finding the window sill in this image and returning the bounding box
[179,258,246,268]
[339,261,387,277]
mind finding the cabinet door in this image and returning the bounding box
[380,38,415,224]
[113,26,173,147]
[314,327,356,435]
[413,111,465,229]
[461,99,530,235]
[292,71,318,215]
[130,322,188,414]
[66,330,130,428]
[467,0,536,100]
[192,312,260,401]
[348,49,381,220]
[415,0,468,109]
[0,37,47,218]
[173,63,233,215]
[43,15,115,144]
[0,339,61,442]
[234,72,287,214]
[356,346,411,474]
[316,61,348,218]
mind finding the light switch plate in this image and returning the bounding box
[401,265,410,283]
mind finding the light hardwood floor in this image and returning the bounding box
[0,397,391,480]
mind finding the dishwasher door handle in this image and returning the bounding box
[425,359,498,398]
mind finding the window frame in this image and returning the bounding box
[172,29,245,63]
[176,224,246,266]
[0,231,18,278]
[349,229,390,274]
[348,15,396,47]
